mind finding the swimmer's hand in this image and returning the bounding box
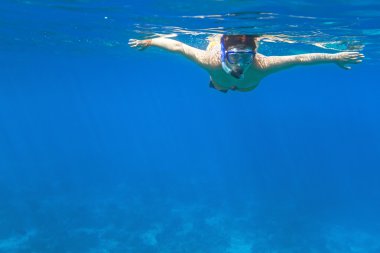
[335,52,364,70]
[128,39,152,51]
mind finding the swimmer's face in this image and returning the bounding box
[221,35,259,79]
[225,44,255,78]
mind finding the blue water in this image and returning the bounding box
[1,1,380,252]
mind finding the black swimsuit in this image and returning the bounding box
[209,80,237,93]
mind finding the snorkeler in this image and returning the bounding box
[128,35,364,93]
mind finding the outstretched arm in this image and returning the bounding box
[262,52,364,74]
[129,37,210,69]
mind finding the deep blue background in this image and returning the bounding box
[1,49,380,250]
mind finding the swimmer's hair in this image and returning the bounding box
[221,35,259,50]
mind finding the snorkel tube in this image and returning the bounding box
[221,35,235,77]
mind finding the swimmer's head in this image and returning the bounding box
[221,35,259,79]
[222,35,258,51]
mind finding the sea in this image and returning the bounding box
[0,0,380,252]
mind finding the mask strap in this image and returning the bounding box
[221,35,227,62]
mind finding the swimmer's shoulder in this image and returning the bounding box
[204,35,222,68]
[206,34,222,51]
[252,53,270,72]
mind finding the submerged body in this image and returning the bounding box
[129,34,364,93]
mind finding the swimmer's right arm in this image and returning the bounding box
[129,38,210,68]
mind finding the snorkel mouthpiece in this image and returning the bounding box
[231,68,244,79]
[222,57,246,79]
[222,62,245,79]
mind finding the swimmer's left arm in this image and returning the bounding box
[262,52,364,74]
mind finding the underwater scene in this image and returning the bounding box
[0,0,380,252]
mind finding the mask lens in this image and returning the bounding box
[226,51,253,65]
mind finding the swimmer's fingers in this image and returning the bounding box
[346,52,364,62]
[336,52,364,70]
[128,39,138,47]
[128,39,152,51]
[128,39,144,50]
[341,52,364,62]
